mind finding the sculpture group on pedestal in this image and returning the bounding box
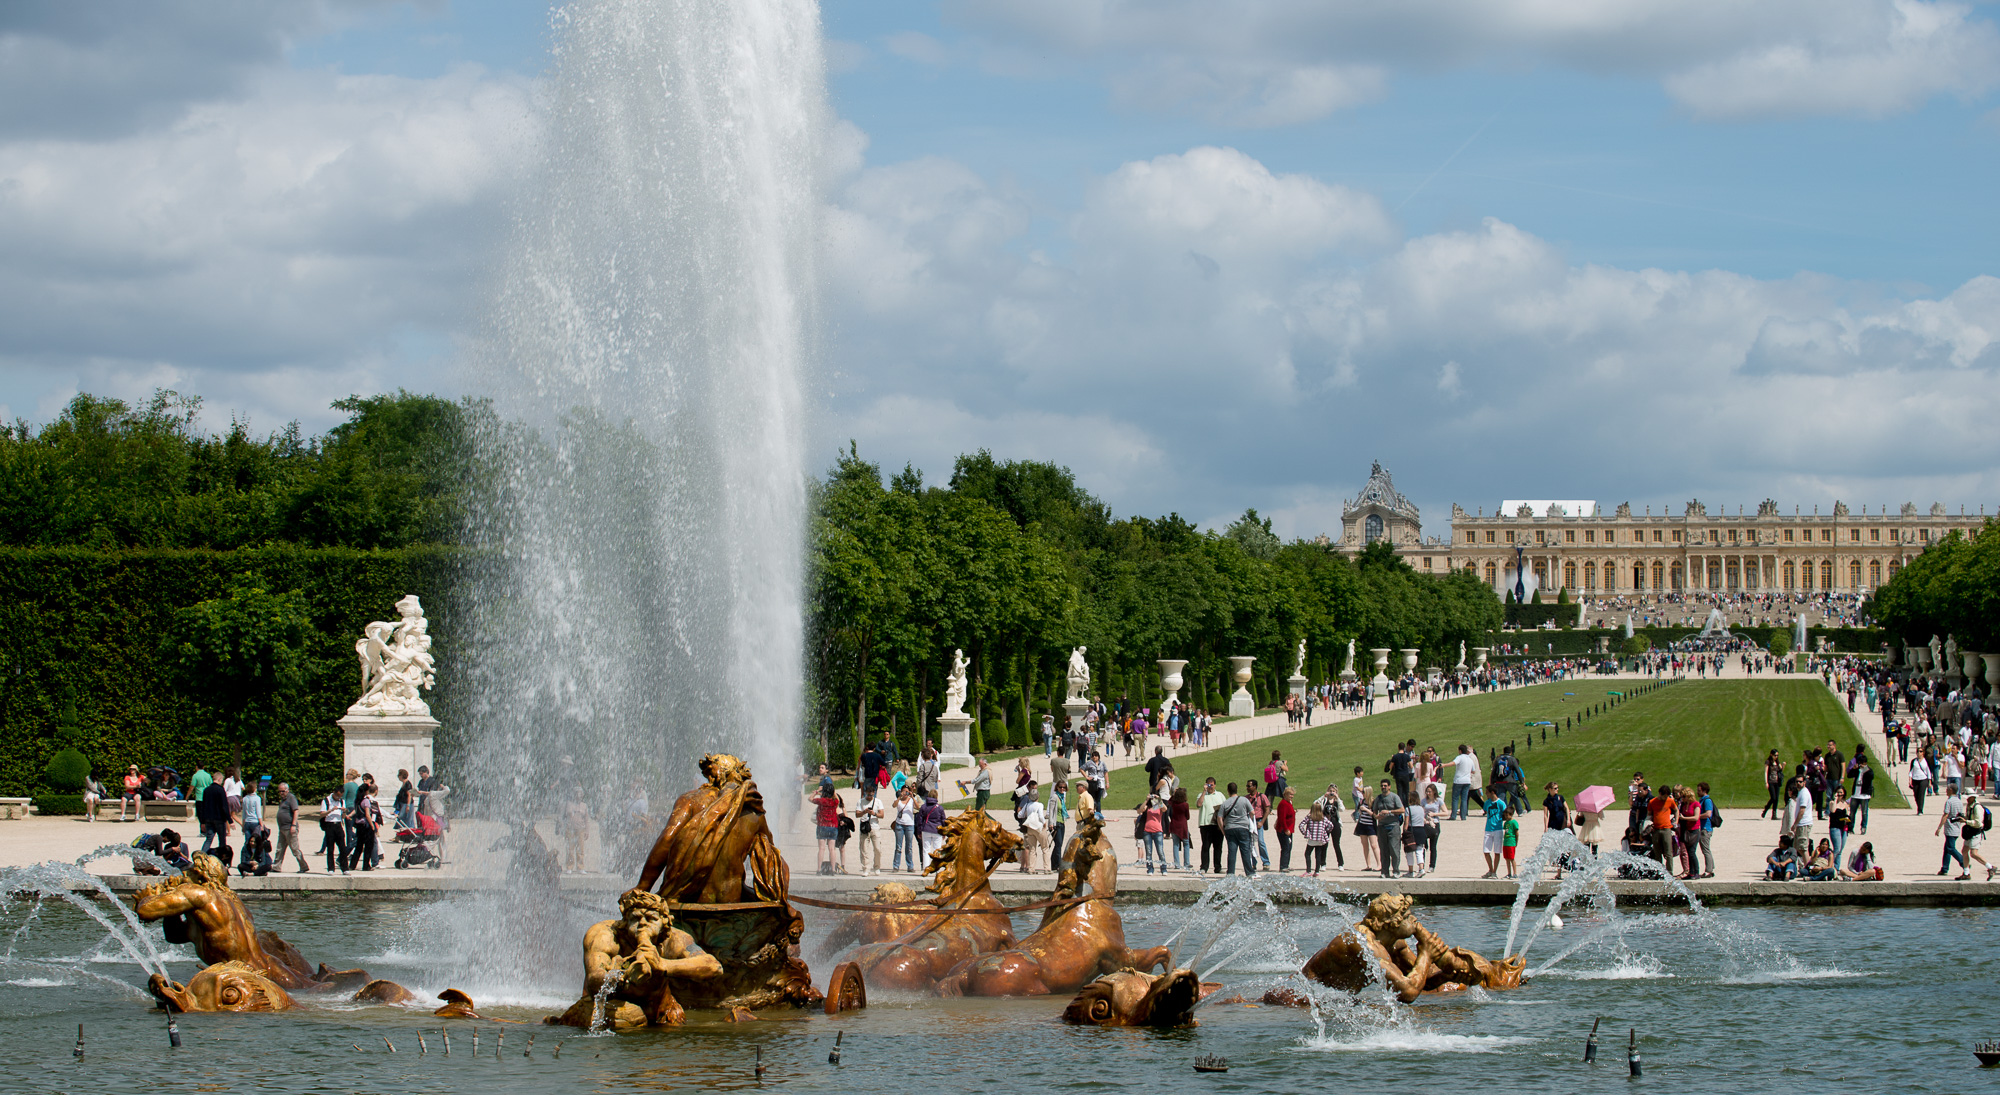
[348,594,436,717]
[942,649,970,718]
[1066,646,1091,702]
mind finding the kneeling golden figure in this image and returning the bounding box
[548,888,723,1030]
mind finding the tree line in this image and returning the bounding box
[1868,521,2000,652]
[807,446,1504,767]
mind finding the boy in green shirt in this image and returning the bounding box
[1502,808,1520,879]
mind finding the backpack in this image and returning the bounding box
[1495,754,1519,782]
[1704,795,1722,828]
[1984,807,1994,834]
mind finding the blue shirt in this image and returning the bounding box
[1484,797,1508,832]
[1700,795,1716,831]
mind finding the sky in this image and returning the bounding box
[4,0,1999,538]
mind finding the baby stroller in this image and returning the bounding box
[393,812,445,869]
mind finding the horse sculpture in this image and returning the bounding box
[937,813,1170,996]
[839,808,1020,993]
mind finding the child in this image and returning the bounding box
[1502,808,1520,878]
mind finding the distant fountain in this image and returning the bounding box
[447,0,828,996]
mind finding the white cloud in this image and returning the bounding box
[0,63,536,431]
[951,0,2000,123]
[824,145,2000,527]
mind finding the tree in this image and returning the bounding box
[163,578,313,775]
[1225,509,1280,561]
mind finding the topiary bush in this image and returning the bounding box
[33,794,86,815]
[43,746,91,791]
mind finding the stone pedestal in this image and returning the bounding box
[338,713,437,800]
[936,713,974,770]
[1062,700,1092,750]
[1228,655,1257,717]
[1288,673,1308,700]
[1369,648,1391,698]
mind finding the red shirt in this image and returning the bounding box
[813,794,840,827]
[1276,798,1297,835]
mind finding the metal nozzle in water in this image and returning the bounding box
[554,1041,564,1059]
[418,1032,428,1056]
[756,1045,766,1082]
[383,1036,396,1054]
[1584,1017,1599,1063]
[166,1014,182,1049]
[1628,1028,1641,1077]
[496,1030,504,1059]
[524,1034,535,1058]
[74,1024,83,1060]
[828,1030,843,1065]
[444,1027,451,1056]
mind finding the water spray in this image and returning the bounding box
[1583,1017,1599,1062]
[828,1030,843,1065]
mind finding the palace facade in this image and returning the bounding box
[1338,463,1990,595]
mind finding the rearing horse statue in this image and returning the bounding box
[937,813,1170,997]
[838,809,1020,993]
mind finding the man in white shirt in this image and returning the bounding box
[1937,793,1969,878]
[1790,779,1816,857]
[1450,744,1481,820]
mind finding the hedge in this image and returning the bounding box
[0,546,463,800]
[33,794,85,815]
[1480,626,1887,658]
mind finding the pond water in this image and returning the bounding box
[2,890,1997,1094]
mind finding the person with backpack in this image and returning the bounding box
[1371,779,1405,879]
[1247,778,1273,870]
[1386,743,1415,802]
[1480,782,1507,878]
[1218,782,1257,877]
[319,789,348,873]
[1961,793,1994,880]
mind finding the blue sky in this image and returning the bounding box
[4,0,1998,536]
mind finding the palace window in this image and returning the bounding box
[1584,561,1597,589]
[1423,557,1433,569]
[1849,528,1860,542]
[1784,561,1796,589]
[1484,562,1497,583]
[1505,531,1515,543]
[1584,530,1595,544]
[1849,561,1861,588]
[1651,562,1664,590]
[1365,513,1384,543]
[1870,528,1881,542]
[1820,528,1832,542]
[1653,529,1664,543]
[1802,561,1814,590]
[1727,529,1737,543]
[1869,560,1882,586]
[1564,530,1576,543]
[1708,529,1719,543]
[1536,530,1546,544]
[1485,530,1496,543]
[1921,529,1930,542]
[1784,529,1794,542]
[1888,561,1900,580]
[1671,530,1682,543]
[1564,562,1577,587]
[1821,561,1835,588]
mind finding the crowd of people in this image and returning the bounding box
[114,763,446,879]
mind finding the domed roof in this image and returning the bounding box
[1345,461,1418,521]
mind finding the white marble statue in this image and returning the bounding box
[1067,646,1091,701]
[1930,634,1944,674]
[1946,634,1960,669]
[942,649,970,718]
[1458,640,1466,667]
[1342,639,1355,676]
[350,594,436,717]
[1294,639,1307,677]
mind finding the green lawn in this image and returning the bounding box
[1102,679,1902,811]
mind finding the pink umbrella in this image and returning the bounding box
[1575,785,1615,815]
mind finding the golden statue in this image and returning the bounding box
[1291,893,1525,1004]
[554,754,818,1024]
[937,813,1171,996]
[134,852,474,1013]
[1060,967,1203,1027]
[548,889,725,1030]
[838,808,1020,993]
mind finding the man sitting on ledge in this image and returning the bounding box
[1764,841,1798,881]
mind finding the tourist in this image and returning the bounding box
[347,775,383,871]
[222,766,243,823]
[1402,793,1428,878]
[1300,802,1332,875]
[1353,788,1379,872]
[1196,776,1223,874]
[891,786,918,873]
[1168,787,1191,871]
[854,785,882,876]
[1351,766,1368,813]
[1693,782,1717,878]
[1247,778,1273,869]
[1675,787,1702,880]
[1450,744,1479,820]
[1493,746,1526,813]
[1138,792,1166,874]
[1477,783,1507,878]
[810,783,840,874]
[916,748,941,802]
[190,765,213,806]
[416,765,444,822]
[889,759,910,798]
[393,769,417,831]
[1372,779,1405,879]
[1937,791,1970,879]
[197,773,231,856]
[859,739,884,793]
[1839,841,1879,880]
[1073,777,1096,822]
[1501,808,1520,878]
[1042,713,1056,758]
[917,791,946,862]
[971,759,992,812]
[1048,782,1069,872]
[1312,783,1346,870]
[1801,839,1837,881]
[1962,794,1992,880]
[1909,752,1933,814]
[1764,839,1798,880]
[1145,746,1171,793]
[1266,750,1288,800]
[1850,750,1874,834]
[271,782,306,873]
[1019,783,1048,873]
[1760,749,1786,818]
[80,771,106,821]
[1575,795,1603,858]
[319,787,347,872]
[1219,782,1257,877]
[120,764,143,821]
[1825,787,1852,865]
[239,779,264,853]
[1274,787,1297,872]
[1421,785,1444,868]
[1647,784,1677,866]
[1082,752,1108,807]
[1387,741,1415,802]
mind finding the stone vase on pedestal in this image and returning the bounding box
[1473,647,1489,670]
[937,714,974,771]
[1228,656,1257,717]
[1400,649,1420,675]
[1964,652,1983,690]
[1158,659,1188,708]
[1984,655,2000,697]
[1369,648,1391,698]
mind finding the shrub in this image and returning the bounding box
[1767,630,1793,658]
[33,794,86,815]
[43,747,91,791]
